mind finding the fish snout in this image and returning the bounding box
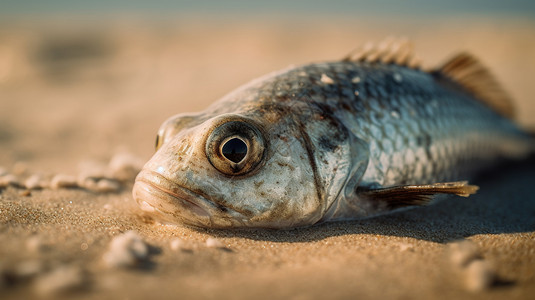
[132,169,246,228]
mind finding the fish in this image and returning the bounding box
[132,39,534,229]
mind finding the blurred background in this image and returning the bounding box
[1,0,534,173]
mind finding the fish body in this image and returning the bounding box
[133,42,534,228]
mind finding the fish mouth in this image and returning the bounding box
[133,169,220,227]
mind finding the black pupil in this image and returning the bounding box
[221,138,247,163]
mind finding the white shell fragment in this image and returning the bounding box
[33,265,86,295]
[96,179,121,193]
[205,237,224,248]
[108,153,144,182]
[103,231,149,268]
[320,74,334,84]
[449,240,480,267]
[465,260,495,292]
[50,174,78,189]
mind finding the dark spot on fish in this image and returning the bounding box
[341,102,351,111]
[275,95,292,102]
[416,134,432,148]
[276,161,296,171]
[318,136,338,152]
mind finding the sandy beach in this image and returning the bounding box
[1,15,535,299]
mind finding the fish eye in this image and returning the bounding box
[221,137,248,163]
[205,120,265,176]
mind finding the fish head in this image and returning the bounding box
[133,102,369,228]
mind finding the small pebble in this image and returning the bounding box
[103,231,149,268]
[206,237,224,248]
[26,235,46,253]
[170,238,185,251]
[108,152,144,182]
[24,174,44,190]
[19,190,31,197]
[320,74,334,84]
[50,174,78,189]
[398,243,413,252]
[465,260,495,292]
[449,240,480,267]
[78,176,98,190]
[96,179,121,193]
[0,174,20,187]
[33,265,86,295]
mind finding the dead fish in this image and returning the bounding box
[133,39,534,229]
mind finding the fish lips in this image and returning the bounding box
[132,169,241,227]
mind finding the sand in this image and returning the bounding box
[1,16,535,299]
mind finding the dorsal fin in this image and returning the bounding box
[434,52,515,119]
[342,37,422,69]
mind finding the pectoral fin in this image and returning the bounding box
[358,181,479,209]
